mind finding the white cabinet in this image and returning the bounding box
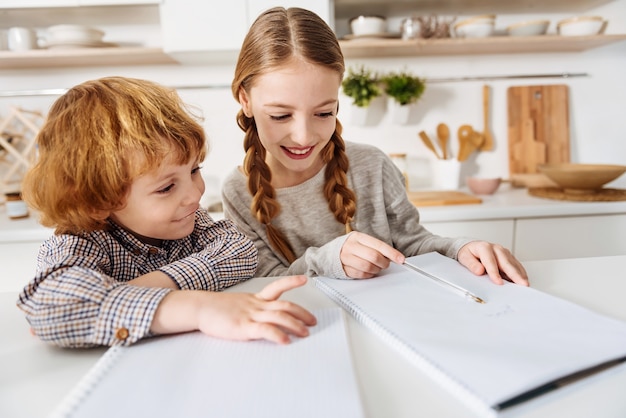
[160,0,247,55]
[514,214,626,261]
[0,0,77,7]
[160,0,331,62]
[422,220,515,251]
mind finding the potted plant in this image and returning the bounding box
[382,70,426,124]
[341,65,382,125]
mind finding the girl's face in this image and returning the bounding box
[109,154,205,246]
[240,59,341,188]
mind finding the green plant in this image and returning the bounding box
[382,71,426,106]
[341,65,382,108]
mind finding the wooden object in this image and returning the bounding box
[480,84,494,150]
[528,187,626,202]
[507,85,570,181]
[418,131,441,159]
[338,34,626,59]
[408,190,482,206]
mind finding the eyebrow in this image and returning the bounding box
[264,99,338,109]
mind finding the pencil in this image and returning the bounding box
[403,261,486,304]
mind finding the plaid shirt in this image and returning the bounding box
[16,210,258,348]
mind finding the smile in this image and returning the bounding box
[175,210,196,223]
[282,146,314,159]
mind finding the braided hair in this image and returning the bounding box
[232,7,356,263]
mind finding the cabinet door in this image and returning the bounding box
[421,220,515,251]
[160,0,248,53]
[515,214,626,261]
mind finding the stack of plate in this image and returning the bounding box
[45,25,112,49]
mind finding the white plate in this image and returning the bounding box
[45,40,117,49]
[343,32,400,40]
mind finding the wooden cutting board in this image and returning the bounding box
[408,191,482,206]
[508,85,570,179]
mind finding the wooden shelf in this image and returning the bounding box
[339,34,626,58]
[334,0,614,16]
[0,47,178,69]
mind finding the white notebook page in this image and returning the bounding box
[315,252,626,415]
[50,307,363,418]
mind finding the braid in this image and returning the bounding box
[322,120,357,234]
[239,110,297,263]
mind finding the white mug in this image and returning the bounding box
[7,27,38,51]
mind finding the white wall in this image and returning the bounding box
[2,0,625,207]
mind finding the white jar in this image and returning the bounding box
[5,192,29,220]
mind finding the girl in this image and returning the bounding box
[17,76,315,348]
[222,7,528,285]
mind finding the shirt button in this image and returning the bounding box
[148,247,159,255]
[115,327,129,340]
[132,248,141,256]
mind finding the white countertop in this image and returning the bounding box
[1,255,625,418]
[417,185,626,223]
[1,187,625,243]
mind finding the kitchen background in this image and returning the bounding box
[1,0,625,209]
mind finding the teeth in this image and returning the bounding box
[287,147,311,155]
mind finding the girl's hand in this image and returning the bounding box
[152,275,317,344]
[457,241,529,286]
[340,232,405,279]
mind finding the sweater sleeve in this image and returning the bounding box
[16,236,171,348]
[222,170,349,278]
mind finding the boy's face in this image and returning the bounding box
[109,155,205,246]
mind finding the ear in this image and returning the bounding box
[238,88,253,118]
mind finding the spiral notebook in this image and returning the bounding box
[315,252,626,417]
[49,307,364,418]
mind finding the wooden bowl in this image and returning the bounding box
[538,163,626,193]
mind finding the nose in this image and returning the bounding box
[182,175,205,206]
[290,116,313,146]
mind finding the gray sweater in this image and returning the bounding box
[222,141,472,278]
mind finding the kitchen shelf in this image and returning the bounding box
[339,34,626,58]
[0,47,178,69]
[334,0,615,16]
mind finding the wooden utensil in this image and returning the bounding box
[507,85,570,181]
[419,130,441,159]
[480,84,494,151]
[457,125,484,161]
[436,123,450,159]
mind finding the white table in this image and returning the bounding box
[2,256,625,418]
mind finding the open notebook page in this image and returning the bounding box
[50,307,363,418]
[315,252,626,416]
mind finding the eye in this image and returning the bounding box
[270,114,291,121]
[317,111,335,118]
[157,184,175,194]
[191,165,202,175]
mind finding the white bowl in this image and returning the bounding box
[557,16,605,36]
[349,15,387,36]
[507,20,550,37]
[46,24,105,43]
[454,15,496,38]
